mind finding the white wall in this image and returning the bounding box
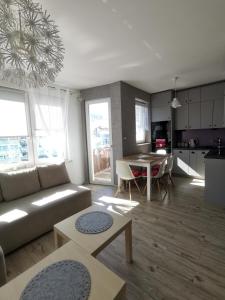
[66,92,86,185]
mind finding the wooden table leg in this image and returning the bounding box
[125,221,133,263]
[147,164,151,201]
[54,229,63,249]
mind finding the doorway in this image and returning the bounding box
[85,98,114,185]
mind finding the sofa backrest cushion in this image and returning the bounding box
[0,188,3,203]
[37,163,70,189]
[0,168,41,201]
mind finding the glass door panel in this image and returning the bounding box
[86,98,113,185]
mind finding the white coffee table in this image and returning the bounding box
[54,206,133,263]
[0,241,126,300]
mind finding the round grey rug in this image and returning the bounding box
[20,260,91,300]
[75,211,113,234]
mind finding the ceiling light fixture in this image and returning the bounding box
[171,76,182,108]
[0,0,64,88]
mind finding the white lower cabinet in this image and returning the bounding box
[173,149,209,178]
[173,150,190,176]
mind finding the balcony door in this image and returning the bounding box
[85,98,114,185]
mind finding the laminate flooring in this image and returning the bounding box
[5,177,225,300]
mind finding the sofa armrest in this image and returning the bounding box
[0,246,7,287]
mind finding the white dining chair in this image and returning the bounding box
[143,159,168,200]
[164,154,174,185]
[115,161,141,200]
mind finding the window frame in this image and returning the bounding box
[135,99,150,145]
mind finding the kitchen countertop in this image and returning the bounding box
[205,149,225,159]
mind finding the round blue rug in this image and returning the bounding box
[20,260,91,300]
[75,211,113,234]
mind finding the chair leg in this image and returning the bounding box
[114,187,119,197]
[134,179,141,194]
[143,183,147,195]
[161,178,168,200]
[128,181,132,201]
[169,173,175,185]
[157,179,161,195]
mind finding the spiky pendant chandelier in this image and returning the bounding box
[0,0,64,88]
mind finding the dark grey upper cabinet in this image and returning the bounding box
[151,90,172,122]
[177,90,188,105]
[175,82,225,130]
[175,104,188,130]
[188,88,201,103]
[213,99,225,128]
[188,102,201,129]
[201,82,224,101]
[152,106,171,122]
[175,88,200,130]
[201,100,213,128]
[151,91,172,107]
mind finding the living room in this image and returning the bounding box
[0,0,225,299]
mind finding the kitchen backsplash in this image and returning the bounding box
[175,128,225,147]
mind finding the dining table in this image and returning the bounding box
[116,153,169,201]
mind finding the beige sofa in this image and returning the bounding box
[0,163,91,254]
[0,246,6,287]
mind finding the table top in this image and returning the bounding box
[0,241,126,300]
[118,153,169,164]
[54,205,132,256]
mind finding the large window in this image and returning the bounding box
[0,87,69,170]
[135,100,149,144]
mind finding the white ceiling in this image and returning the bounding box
[39,0,225,93]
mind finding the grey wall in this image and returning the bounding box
[121,82,151,156]
[81,82,123,184]
[81,81,151,184]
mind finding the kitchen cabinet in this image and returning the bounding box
[173,149,209,178]
[175,88,201,130]
[212,99,225,128]
[189,150,198,177]
[175,105,188,130]
[152,106,171,122]
[151,91,172,122]
[175,100,201,130]
[201,100,213,128]
[175,83,225,130]
[177,90,188,105]
[189,150,208,178]
[188,102,201,129]
[201,82,225,129]
[200,99,225,129]
[173,149,190,176]
[188,87,201,103]
[197,150,208,178]
[201,82,224,102]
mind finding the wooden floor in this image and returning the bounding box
[5,177,225,300]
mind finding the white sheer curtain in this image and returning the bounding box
[28,87,70,164]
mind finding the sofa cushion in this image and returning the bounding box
[37,163,70,189]
[0,188,3,203]
[0,183,92,254]
[0,168,41,202]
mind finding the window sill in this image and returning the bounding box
[136,142,151,146]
